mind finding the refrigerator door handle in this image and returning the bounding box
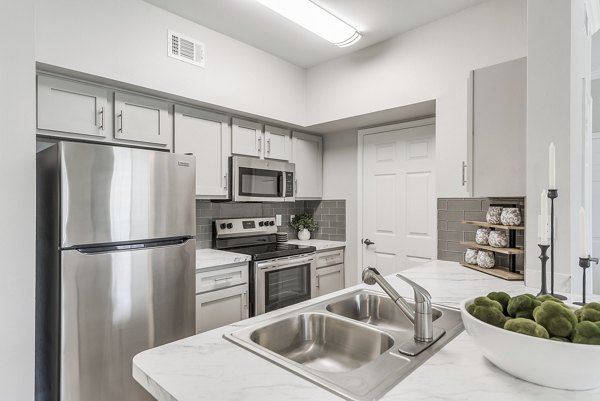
[73,237,192,254]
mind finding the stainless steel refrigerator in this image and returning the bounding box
[36,142,196,401]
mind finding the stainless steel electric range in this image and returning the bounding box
[214,217,317,316]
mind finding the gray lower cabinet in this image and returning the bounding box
[195,263,249,334]
[315,248,344,297]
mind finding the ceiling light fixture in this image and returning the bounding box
[255,0,361,47]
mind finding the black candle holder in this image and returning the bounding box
[574,256,599,306]
[537,244,550,296]
[547,189,567,300]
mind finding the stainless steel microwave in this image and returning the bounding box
[230,156,295,202]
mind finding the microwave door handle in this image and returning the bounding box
[278,174,284,196]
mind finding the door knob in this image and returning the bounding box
[363,238,375,246]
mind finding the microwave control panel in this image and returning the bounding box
[285,172,294,197]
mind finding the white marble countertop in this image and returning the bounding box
[195,248,251,272]
[134,261,600,401]
[286,239,346,251]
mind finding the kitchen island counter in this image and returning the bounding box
[134,261,600,401]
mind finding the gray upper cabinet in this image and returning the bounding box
[113,91,171,148]
[37,74,173,150]
[467,57,526,197]
[37,75,110,138]
[264,125,291,161]
[231,118,263,158]
[174,105,231,199]
[292,132,323,199]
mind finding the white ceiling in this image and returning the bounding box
[144,0,491,68]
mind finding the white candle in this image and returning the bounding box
[579,207,588,258]
[540,190,548,244]
[549,142,556,189]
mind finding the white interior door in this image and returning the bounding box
[362,123,436,276]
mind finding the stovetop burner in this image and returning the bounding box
[228,243,316,261]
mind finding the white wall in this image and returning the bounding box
[34,0,307,125]
[321,1,526,284]
[309,0,527,198]
[322,131,359,286]
[526,0,591,293]
[0,0,36,399]
[592,79,600,132]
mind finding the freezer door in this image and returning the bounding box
[59,142,195,247]
[60,239,195,401]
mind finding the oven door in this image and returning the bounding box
[254,253,316,315]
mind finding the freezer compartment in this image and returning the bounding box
[54,142,195,247]
[59,239,195,401]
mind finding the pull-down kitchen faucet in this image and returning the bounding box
[362,267,433,343]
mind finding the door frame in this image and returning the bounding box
[356,117,436,283]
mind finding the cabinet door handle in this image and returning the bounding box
[97,107,104,130]
[316,274,320,288]
[257,137,262,153]
[224,173,228,190]
[461,161,467,186]
[267,138,271,154]
[243,291,248,309]
[214,276,233,282]
[294,178,298,195]
[118,111,124,133]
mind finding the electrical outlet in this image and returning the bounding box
[275,214,282,226]
[290,215,295,223]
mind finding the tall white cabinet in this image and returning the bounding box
[466,57,526,197]
[174,105,231,199]
[292,132,323,199]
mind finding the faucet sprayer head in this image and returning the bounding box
[362,267,379,285]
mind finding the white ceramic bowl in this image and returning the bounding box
[460,298,600,390]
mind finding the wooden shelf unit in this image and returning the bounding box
[460,208,524,281]
[462,220,525,231]
[460,241,523,255]
[461,263,524,281]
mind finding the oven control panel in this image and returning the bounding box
[215,217,277,238]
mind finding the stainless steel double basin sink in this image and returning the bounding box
[224,289,464,401]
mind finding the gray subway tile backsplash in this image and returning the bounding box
[195,199,346,248]
[437,197,525,272]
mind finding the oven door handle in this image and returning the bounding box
[256,254,315,270]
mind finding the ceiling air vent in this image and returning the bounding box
[168,30,205,68]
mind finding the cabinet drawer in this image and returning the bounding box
[196,263,248,294]
[316,249,344,268]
